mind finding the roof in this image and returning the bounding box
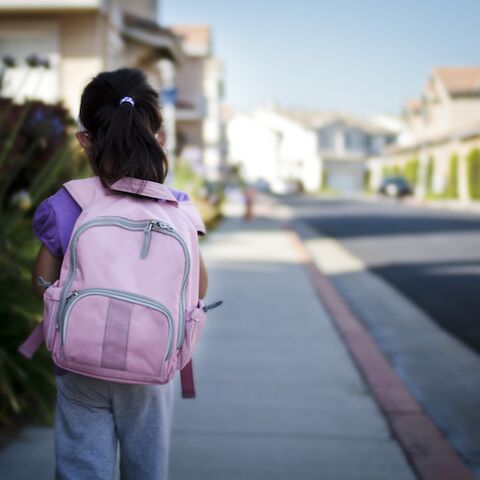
[121,12,183,62]
[170,25,211,56]
[0,0,101,11]
[386,121,480,155]
[434,67,480,96]
[405,98,422,113]
[278,109,393,135]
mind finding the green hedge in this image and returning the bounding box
[321,168,328,191]
[467,148,480,200]
[363,168,371,192]
[404,157,419,186]
[426,156,435,196]
[445,154,459,199]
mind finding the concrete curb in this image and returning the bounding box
[286,225,476,480]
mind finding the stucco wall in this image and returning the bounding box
[59,13,105,116]
[0,13,105,116]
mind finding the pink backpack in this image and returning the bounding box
[20,176,219,396]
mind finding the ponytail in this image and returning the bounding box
[79,68,168,188]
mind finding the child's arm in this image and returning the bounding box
[32,244,62,300]
[199,251,208,299]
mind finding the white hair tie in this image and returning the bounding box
[119,96,135,107]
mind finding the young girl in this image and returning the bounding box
[31,68,208,480]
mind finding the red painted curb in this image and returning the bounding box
[287,227,475,480]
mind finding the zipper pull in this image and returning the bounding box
[156,221,174,231]
[140,220,155,259]
[66,290,79,303]
[202,300,223,312]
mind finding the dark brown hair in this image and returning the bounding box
[79,68,168,187]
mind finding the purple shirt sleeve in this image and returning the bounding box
[167,186,191,202]
[32,187,82,258]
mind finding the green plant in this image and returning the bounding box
[445,154,459,199]
[426,156,435,196]
[363,168,371,192]
[467,148,480,199]
[0,99,85,426]
[173,158,224,230]
[404,157,419,186]
[173,158,204,197]
[392,165,401,176]
[321,167,328,191]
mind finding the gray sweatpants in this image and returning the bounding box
[55,372,175,480]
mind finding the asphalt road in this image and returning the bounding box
[283,195,480,354]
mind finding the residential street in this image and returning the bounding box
[283,193,480,477]
[284,194,480,352]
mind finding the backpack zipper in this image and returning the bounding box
[62,287,175,361]
[57,216,191,350]
[140,221,156,259]
[152,221,191,349]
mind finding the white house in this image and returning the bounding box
[227,114,280,186]
[227,105,396,193]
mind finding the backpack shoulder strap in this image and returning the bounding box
[62,176,106,209]
[178,200,206,235]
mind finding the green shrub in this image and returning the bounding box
[321,168,328,191]
[426,156,435,195]
[363,168,371,192]
[173,158,224,229]
[404,157,419,186]
[467,148,480,200]
[382,166,393,178]
[392,165,401,176]
[0,99,84,426]
[445,154,459,199]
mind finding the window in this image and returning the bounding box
[0,31,59,104]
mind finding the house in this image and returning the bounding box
[404,67,480,141]
[368,67,480,201]
[227,105,396,193]
[170,25,225,181]
[0,0,183,158]
[281,110,396,192]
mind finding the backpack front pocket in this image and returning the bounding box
[61,288,174,376]
[57,216,191,352]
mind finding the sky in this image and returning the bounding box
[162,0,480,118]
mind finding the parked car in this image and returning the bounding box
[378,176,413,198]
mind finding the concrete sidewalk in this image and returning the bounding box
[0,206,416,479]
[169,209,415,479]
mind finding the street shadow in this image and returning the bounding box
[300,214,480,239]
[280,195,360,209]
[331,258,480,353]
